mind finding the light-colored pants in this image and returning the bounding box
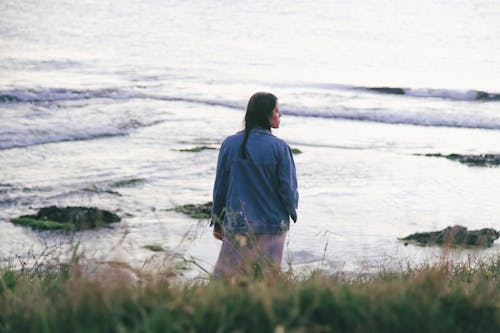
[213,232,287,279]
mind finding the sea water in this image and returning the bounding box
[1,0,499,276]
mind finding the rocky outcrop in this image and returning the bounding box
[172,202,212,219]
[422,153,500,167]
[11,206,121,231]
[401,225,499,247]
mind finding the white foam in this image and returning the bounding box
[283,105,500,130]
[404,89,479,101]
[1,88,128,103]
[0,126,127,150]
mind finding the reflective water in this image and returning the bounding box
[1,0,499,275]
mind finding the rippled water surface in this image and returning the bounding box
[1,0,499,275]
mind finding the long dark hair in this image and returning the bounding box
[240,92,277,159]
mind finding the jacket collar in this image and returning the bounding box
[252,126,271,134]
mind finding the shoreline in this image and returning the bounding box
[1,103,500,279]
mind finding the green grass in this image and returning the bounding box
[0,257,498,333]
[10,217,74,231]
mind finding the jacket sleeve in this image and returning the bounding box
[277,145,299,222]
[211,141,229,227]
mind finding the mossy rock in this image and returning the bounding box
[400,225,499,247]
[173,202,212,219]
[179,146,217,152]
[11,206,121,231]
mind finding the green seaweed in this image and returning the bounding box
[144,244,164,252]
[179,146,217,152]
[10,217,74,231]
[172,202,212,219]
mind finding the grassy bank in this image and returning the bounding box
[1,257,499,333]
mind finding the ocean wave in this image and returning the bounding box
[0,88,129,103]
[0,131,127,150]
[0,117,166,150]
[0,95,21,103]
[4,84,499,106]
[0,58,83,71]
[147,95,242,109]
[290,83,500,102]
[2,87,499,132]
[0,87,244,110]
[365,86,500,101]
[283,106,500,130]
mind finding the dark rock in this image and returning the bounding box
[401,225,499,247]
[11,206,121,231]
[453,154,500,167]
[366,87,406,95]
[111,178,146,187]
[179,146,217,152]
[421,153,500,167]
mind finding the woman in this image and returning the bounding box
[211,92,299,278]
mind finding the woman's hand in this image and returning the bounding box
[213,223,224,241]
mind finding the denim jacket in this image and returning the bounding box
[211,127,299,235]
